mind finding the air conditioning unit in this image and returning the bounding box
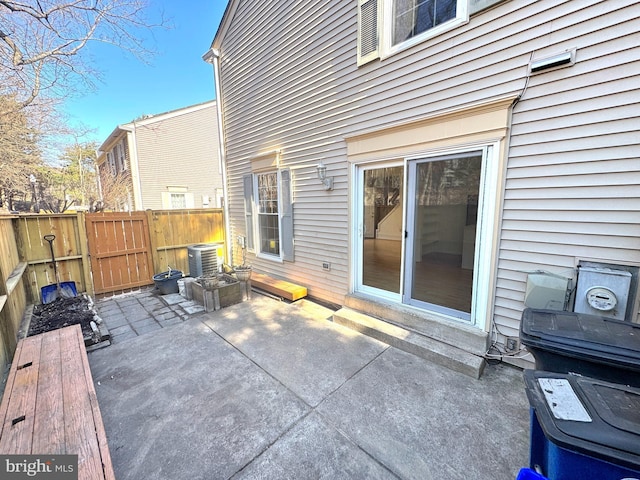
[187,243,221,277]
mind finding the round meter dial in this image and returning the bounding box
[585,286,618,312]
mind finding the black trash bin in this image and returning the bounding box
[519,308,640,387]
[523,369,640,480]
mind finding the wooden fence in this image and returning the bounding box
[0,217,27,374]
[0,208,225,375]
[148,209,226,275]
[14,213,91,304]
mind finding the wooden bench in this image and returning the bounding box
[250,272,308,301]
[0,324,114,480]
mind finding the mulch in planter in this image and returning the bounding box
[29,295,96,339]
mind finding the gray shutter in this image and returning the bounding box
[280,168,294,262]
[358,0,380,66]
[243,174,255,251]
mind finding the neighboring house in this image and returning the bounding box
[204,1,640,372]
[97,100,223,211]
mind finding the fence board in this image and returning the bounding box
[147,209,226,275]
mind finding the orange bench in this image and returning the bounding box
[250,272,307,301]
[0,324,114,479]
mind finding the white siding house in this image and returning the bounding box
[97,101,224,211]
[206,0,640,371]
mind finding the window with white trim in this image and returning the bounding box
[117,139,128,172]
[257,171,280,256]
[358,0,474,64]
[161,188,194,209]
[243,168,294,262]
[170,193,187,209]
[391,0,457,46]
[107,152,116,175]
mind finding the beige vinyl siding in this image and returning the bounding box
[220,1,355,302]
[497,1,640,333]
[133,102,222,210]
[218,0,640,323]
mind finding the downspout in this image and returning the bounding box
[204,48,233,266]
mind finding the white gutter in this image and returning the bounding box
[203,48,233,266]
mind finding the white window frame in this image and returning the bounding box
[381,0,468,58]
[107,152,116,175]
[358,0,469,64]
[161,188,194,210]
[117,139,127,172]
[255,170,281,260]
[243,167,294,263]
[170,192,188,209]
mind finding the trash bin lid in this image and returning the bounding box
[524,370,640,470]
[520,308,640,367]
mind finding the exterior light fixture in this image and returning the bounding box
[316,162,333,191]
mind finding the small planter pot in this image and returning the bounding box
[234,266,252,282]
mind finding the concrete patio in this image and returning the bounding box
[90,289,530,479]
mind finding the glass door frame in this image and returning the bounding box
[403,143,498,328]
[402,150,484,322]
[351,141,501,330]
[353,159,405,303]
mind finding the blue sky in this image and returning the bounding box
[63,1,228,144]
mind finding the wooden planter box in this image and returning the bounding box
[191,274,242,312]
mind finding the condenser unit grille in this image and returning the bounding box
[188,243,221,277]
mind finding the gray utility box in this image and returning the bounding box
[574,266,632,321]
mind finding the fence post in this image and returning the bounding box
[146,210,161,274]
[76,212,94,297]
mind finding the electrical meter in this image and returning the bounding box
[585,287,617,312]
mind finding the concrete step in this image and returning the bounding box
[344,294,489,356]
[333,307,486,379]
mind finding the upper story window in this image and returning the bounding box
[117,139,128,172]
[392,0,457,46]
[107,152,116,175]
[358,0,469,65]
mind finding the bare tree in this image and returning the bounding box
[96,165,132,211]
[0,94,43,210]
[0,0,166,112]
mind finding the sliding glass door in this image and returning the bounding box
[404,152,483,320]
[355,149,487,323]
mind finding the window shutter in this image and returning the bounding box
[280,168,294,262]
[358,0,380,65]
[161,192,170,209]
[185,193,195,209]
[243,174,255,251]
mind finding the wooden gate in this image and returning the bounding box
[85,212,155,294]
